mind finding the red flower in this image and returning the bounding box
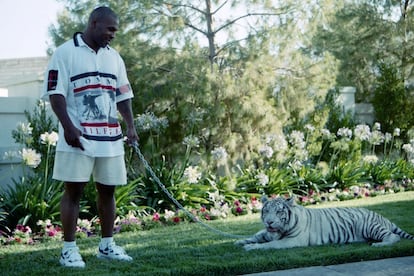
[173,217,180,223]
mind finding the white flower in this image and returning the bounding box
[209,208,222,217]
[38,100,48,109]
[255,172,269,186]
[393,128,400,137]
[264,133,277,144]
[289,160,303,171]
[183,166,202,184]
[186,108,206,125]
[211,146,228,161]
[182,135,200,148]
[259,145,274,158]
[37,219,52,227]
[164,209,175,220]
[384,132,392,143]
[369,130,385,146]
[273,134,288,152]
[21,148,41,168]
[135,112,168,133]
[207,190,225,203]
[402,144,414,154]
[354,124,371,141]
[337,127,352,139]
[40,131,59,146]
[321,129,332,140]
[350,185,360,194]
[17,122,33,135]
[373,122,381,131]
[362,155,378,164]
[289,131,305,149]
[304,124,315,132]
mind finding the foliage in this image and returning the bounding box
[312,0,414,102]
[4,0,414,244]
[4,95,414,236]
[0,176,62,234]
[0,101,62,233]
[49,0,339,169]
[372,63,414,137]
[1,193,414,275]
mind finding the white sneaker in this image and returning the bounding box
[60,246,86,268]
[97,242,133,261]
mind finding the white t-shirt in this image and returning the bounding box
[42,32,134,157]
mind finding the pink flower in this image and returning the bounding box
[152,212,160,221]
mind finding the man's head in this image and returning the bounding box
[83,6,119,51]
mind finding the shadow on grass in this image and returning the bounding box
[1,198,414,276]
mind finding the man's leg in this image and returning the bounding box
[61,182,86,241]
[60,182,87,268]
[96,182,116,237]
[96,182,132,261]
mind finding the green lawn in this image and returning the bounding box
[1,192,414,276]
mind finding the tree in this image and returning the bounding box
[312,0,414,102]
[48,0,338,169]
[372,63,414,136]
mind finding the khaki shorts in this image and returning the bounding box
[53,151,127,185]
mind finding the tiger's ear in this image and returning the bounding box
[261,195,268,203]
[286,196,296,206]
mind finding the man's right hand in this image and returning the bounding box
[64,126,84,151]
[49,94,85,151]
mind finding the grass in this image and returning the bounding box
[1,191,414,275]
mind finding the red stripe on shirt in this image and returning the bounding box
[80,122,119,127]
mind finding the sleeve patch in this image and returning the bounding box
[116,84,131,95]
[47,70,58,91]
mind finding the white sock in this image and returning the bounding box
[100,237,114,247]
[63,241,77,250]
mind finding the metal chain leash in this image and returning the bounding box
[131,141,249,239]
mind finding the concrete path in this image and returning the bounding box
[243,256,414,276]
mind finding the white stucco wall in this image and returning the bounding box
[0,57,48,188]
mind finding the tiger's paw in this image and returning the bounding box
[243,243,262,251]
[234,239,248,246]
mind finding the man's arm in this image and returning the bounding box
[49,94,84,150]
[117,99,138,145]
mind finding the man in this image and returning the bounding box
[42,6,138,268]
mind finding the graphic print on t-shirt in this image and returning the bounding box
[71,71,122,142]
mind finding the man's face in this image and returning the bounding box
[92,16,119,48]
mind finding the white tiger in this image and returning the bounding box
[235,196,414,250]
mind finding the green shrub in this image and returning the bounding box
[372,63,414,137]
[0,176,63,233]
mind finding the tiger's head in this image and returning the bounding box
[261,197,296,237]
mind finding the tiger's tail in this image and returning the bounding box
[393,226,414,240]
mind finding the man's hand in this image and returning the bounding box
[125,125,139,146]
[49,94,84,151]
[64,125,85,150]
[117,99,139,146]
